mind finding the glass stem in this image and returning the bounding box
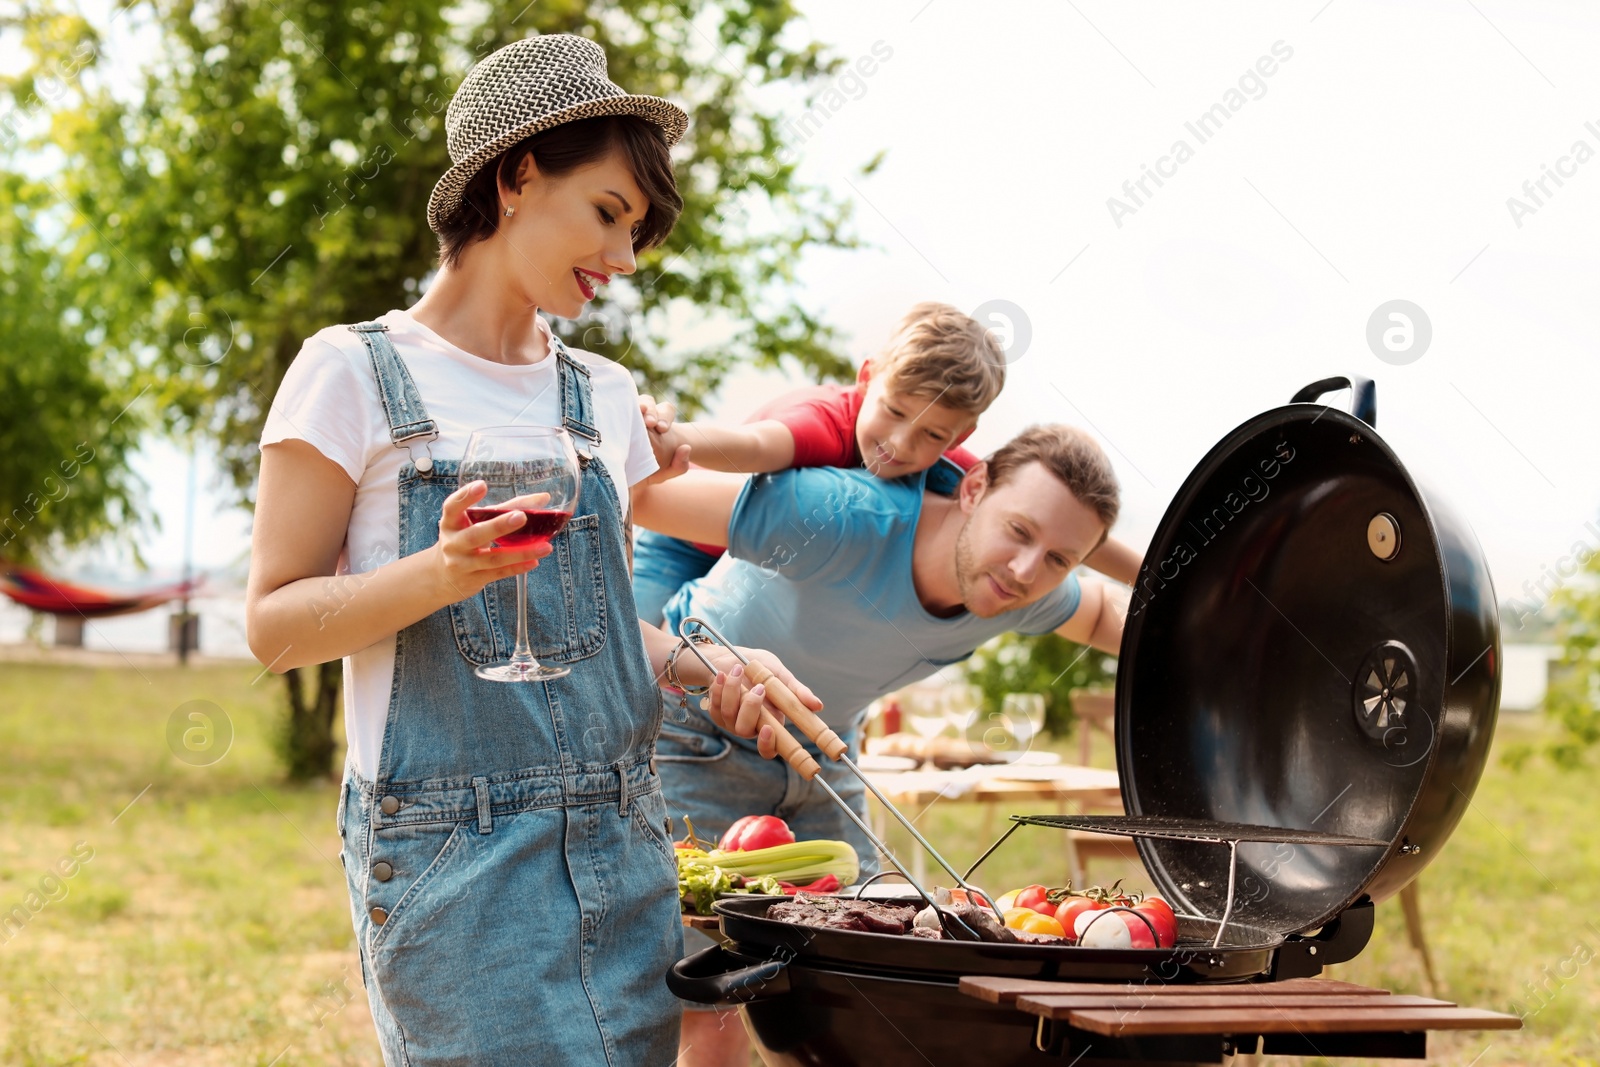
[511,571,534,666]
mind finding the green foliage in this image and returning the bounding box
[962,630,1116,737]
[1538,546,1600,767]
[0,171,143,563]
[11,0,864,779]
[22,0,859,498]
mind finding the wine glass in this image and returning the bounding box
[942,683,982,740]
[460,426,581,683]
[1002,693,1048,748]
[903,687,948,744]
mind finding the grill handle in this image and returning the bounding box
[1270,896,1376,980]
[666,943,792,1005]
[1290,375,1377,428]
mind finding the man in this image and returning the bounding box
[633,423,1130,1067]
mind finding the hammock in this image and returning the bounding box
[0,565,202,619]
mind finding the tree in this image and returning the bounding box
[0,170,142,566]
[20,1,862,778]
[1534,545,1600,767]
[962,631,1117,740]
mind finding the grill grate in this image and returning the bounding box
[968,816,1391,949]
[1009,814,1389,848]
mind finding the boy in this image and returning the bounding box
[633,302,1139,621]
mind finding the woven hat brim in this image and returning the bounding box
[426,94,688,233]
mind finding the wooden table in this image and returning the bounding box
[959,975,1520,1061]
[861,762,1123,883]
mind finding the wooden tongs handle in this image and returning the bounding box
[740,659,847,761]
[755,707,821,781]
[675,616,843,782]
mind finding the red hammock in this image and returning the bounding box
[0,565,202,619]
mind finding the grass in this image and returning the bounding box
[0,662,369,1066]
[1,661,1596,1065]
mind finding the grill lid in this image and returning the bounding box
[1112,376,1501,938]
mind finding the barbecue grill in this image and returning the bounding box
[667,377,1504,1064]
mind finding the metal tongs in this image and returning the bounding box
[677,616,1001,940]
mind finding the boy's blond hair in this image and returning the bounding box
[866,302,1007,416]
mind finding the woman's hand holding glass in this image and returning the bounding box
[435,481,555,600]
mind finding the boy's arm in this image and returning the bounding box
[646,412,797,475]
[677,419,797,473]
[631,469,751,545]
[1082,535,1142,587]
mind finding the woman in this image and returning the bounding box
[246,35,817,1065]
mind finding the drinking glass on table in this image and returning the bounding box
[1002,693,1048,747]
[903,688,948,743]
[941,683,983,740]
[460,426,580,683]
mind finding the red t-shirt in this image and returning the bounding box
[689,383,979,555]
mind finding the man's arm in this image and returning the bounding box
[1082,535,1142,587]
[631,468,751,546]
[1052,578,1128,654]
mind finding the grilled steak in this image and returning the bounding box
[767,894,920,935]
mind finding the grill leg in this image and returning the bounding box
[1400,880,1439,994]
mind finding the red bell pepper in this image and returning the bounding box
[718,815,796,852]
[778,874,841,895]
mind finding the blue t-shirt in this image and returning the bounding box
[661,464,1082,731]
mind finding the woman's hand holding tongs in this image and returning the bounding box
[702,651,823,761]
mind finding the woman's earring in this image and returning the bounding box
[503,205,516,218]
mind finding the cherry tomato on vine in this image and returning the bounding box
[1012,884,1058,918]
[1132,896,1177,948]
[1055,896,1105,931]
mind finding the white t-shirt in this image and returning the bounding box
[260,308,657,779]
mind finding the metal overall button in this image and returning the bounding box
[379,795,401,816]
[372,861,394,882]
[370,906,389,925]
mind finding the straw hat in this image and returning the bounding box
[427,34,688,233]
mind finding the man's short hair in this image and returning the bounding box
[985,424,1120,531]
[867,302,1006,416]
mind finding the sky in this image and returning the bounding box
[52,0,1600,647]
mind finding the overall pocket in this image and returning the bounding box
[629,789,680,869]
[365,819,470,956]
[654,716,733,765]
[448,512,608,665]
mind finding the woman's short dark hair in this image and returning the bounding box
[435,114,683,269]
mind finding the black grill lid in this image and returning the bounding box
[1112,377,1501,937]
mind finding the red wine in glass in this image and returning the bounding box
[465,508,573,547]
[459,427,582,683]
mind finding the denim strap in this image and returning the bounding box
[349,321,440,471]
[552,335,600,456]
[615,764,631,817]
[473,775,493,835]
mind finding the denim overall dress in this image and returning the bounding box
[335,322,681,1066]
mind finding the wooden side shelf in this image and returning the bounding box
[958,975,1520,1061]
